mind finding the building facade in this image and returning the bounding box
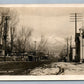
[75,29,84,63]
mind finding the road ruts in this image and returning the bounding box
[56,66,64,75]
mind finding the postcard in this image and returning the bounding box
[0,4,83,80]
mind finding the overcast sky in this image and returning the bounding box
[13,7,84,45]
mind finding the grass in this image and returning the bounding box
[0,61,51,75]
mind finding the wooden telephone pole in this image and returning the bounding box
[66,38,69,62]
[70,13,82,39]
[4,16,10,61]
[70,13,82,62]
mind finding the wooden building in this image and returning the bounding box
[75,28,84,63]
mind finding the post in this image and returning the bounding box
[34,41,37,61]
[75,13,77,62]
[4,18,7,61]
[67,38,69,62]
[70,13,82,62]
[79,28,83,63]
[34,41,36,51]
[70,36,72,61]
[4,16,10,61]
[75,13,77,38]
[10,27,13,53]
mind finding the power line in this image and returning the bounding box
[70,13,82,62]
[70,13,82,39]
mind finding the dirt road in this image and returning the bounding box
[29,62,84,75]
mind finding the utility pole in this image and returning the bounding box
[70,13,82,61]
[34,41,37,61]
[66,38,69,62]
[10,27,13,53]
[70,36,72,48]
[70,13,82,39]
[4,16,10,61]
[70,36,72,61]
[11,27,15,53]
[34,41,36,51]
[75,13,77,38]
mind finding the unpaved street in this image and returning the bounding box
[29,62,84,75]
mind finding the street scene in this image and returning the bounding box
[0,6,84,75]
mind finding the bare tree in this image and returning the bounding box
[15,26,33,53]
[59,37,72,61]
[37,35,48,52]
[7,9,19,53]
[0,8,18,49]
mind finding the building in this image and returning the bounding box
[0,16,5,56]
[75,28,84,63]
[75,33,80,62]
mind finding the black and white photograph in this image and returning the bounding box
[0,4,84,80]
